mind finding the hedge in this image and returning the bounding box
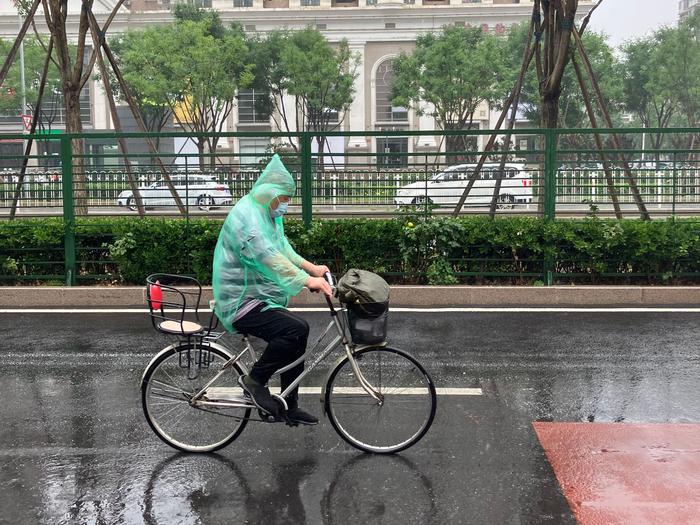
[1,216,700,285]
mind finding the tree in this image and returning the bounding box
[251,28,358,162]
[111,12,253,168]
[506,22,623,150]
[621,37,676,159]
[391,25,510,157]
[535,0,580,130]
[0,36,58,115]
[0,34,65,160]
[653,10,700,155]
[9,0,127,215]
[109,31,173,136]
[620,11,699,160]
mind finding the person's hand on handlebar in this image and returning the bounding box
[302,262,331,278]
[306,276,333,297]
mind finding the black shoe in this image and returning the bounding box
[238,375,284,421]
[287,407,319,426]
[286,398,319,426]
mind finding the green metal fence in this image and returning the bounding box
[1,127,699,285]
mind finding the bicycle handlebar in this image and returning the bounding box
[323,271,337,313]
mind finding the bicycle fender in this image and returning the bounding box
[320,342,388,416]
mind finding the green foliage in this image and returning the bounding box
[0,218,65,281]
[2,217,700,285]
[426,258,458,286]
[504,23,623,135]
[392,25,510,133]
[619,12,699,152]
[0,36,62,118]
[250,28,358,143]
[110,10,253,161]
[12,1,34,17]
[652,11,700,129]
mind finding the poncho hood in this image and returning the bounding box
[249,154,297,207]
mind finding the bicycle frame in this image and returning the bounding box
[188,296,384,413]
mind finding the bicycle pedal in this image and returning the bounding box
[258,409,278,423]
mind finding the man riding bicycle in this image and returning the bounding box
[212,154,332,425]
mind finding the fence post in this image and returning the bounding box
[300,133,313,229]
[672,152,677,220]
[61,134,76,286]
[543,129,557,285]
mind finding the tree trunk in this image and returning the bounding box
[541,95,560,130]
[210,137,219,169]
[197,140,205,170]
[64,88,87,216]
[446,135,474,164]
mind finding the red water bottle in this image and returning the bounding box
[150,280,163,311]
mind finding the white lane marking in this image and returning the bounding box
[2,308,700,314]
[298,387,482,396]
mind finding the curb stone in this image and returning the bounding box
[1,286,699,308]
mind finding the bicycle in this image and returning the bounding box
[140,272,437,455]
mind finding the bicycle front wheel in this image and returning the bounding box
[141,343,250,453]
[324,346,437,454]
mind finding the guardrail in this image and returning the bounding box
[1,127,699,285]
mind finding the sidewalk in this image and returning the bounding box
[1,286,699,308]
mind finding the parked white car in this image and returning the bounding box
[395,163,533,208]
[117,174,233,211]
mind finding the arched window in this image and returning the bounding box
[375,60,408,124]
[374,59,409,166]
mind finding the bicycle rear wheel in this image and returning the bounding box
[324,346,437,454]
[141,343,250,453]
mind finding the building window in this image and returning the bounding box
[332,0,359,6]
[308,107,339,128]
[263,0,290,7]
[375,60,408,123]
[239,138,270,167]
[301,0,320,5]
[376,137,408,167]
[237,89,270,124]
[233,0,253,7]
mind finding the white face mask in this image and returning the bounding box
[271,200,289,218]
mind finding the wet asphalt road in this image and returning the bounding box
[1,309,699,525]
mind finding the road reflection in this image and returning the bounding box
[140,451,436,524]
[321,454,437,525]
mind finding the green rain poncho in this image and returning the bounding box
[212,155,309,332]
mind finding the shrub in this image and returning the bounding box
[1,216,699,285]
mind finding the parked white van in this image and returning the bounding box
[394,163,533,208]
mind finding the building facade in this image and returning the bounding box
[0,0,595,166]
[679,0,699,21]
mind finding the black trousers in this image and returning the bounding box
[232,304,309,400]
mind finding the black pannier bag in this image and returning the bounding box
[336,269,389,344]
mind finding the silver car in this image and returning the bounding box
[117,174,233,211]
